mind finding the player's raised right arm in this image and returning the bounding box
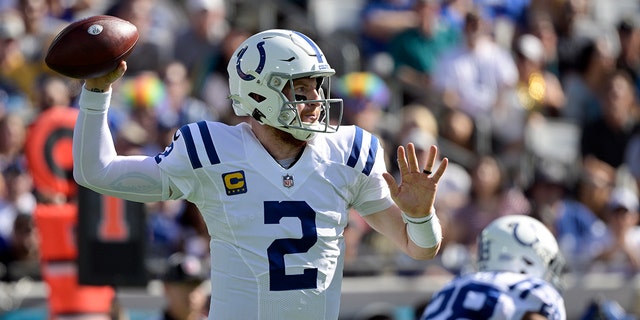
[73,61,166,203]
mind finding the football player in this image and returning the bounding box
[73,29,448,320]
[421,215,566,320]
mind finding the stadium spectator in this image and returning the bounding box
[444,155,530,273]
[615,16,640,94]
[159,253,209,320]
[46,0,115,22]
[15,0,66,60]
[431,8,518,121]
[358,0,418,72]
[388,0,460,105]
[527,160,607,274]
[560,36,616,127]
[580,69,639,169]
[0,9,35,115]
[576,156,617,221]
[147,199,189,259]
[439,0,474,32]
[436,108,477,170]
[590,186,640,276]
[0,213,39,282]
[0,113,26,173]
[156,61,218,130]
[513,33,566,118]
[106,0,178,75]
[173,0,230,96]
[494,33,566,174]
[34,74,75,112]
[3,163,35,216]
[528,11,562,77]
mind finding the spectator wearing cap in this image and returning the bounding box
[590,186,640,276]
[159,253,210,320]
[493,33,566,175]
[513,33,566,118]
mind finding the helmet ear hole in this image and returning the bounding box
[522,257,534,266]
[249,92,266,103]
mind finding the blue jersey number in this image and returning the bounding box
[264,201,318,291]
[423,283,501,319]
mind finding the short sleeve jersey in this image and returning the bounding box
[154,121,393,320]
[421,271,566,320]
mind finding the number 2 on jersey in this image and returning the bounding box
[264,201,318,291]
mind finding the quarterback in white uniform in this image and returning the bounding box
[421,215,566,320]
[73,29,448,319]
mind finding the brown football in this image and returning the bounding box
[45,15,139,79]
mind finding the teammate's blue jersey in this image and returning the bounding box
[155,121,393,320]
[421,271,565,320]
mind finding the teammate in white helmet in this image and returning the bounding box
[73,29,448,320]
[421,215,566,320]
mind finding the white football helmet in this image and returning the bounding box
[227,29,343,141]
[477,215,565,288]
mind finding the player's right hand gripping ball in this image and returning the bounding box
[45,15,139,79]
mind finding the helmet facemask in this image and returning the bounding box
[274,75,342,140]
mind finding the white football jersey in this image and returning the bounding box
[155,121,393,320]
[421,271,565,320]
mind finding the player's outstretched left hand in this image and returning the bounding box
[382,143,448,219]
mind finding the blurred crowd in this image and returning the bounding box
[0,0,640,297]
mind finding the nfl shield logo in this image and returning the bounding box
[282,174,294,188]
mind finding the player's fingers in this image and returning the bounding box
[406,143,420,173]
[382,172,399,197]
[396,145,408,175]
[423,145,437,174]
[106,60,127,83]
[431,157,448,182]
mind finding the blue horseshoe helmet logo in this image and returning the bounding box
[236,41,266,81]
[512,222,540,247]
